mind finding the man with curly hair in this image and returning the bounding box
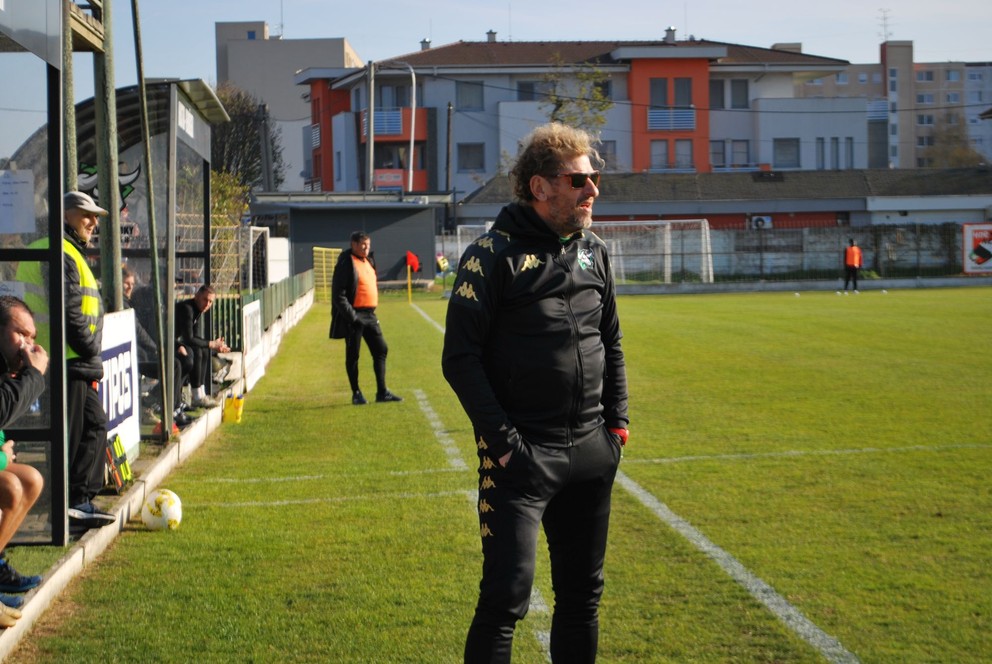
[443,123,629,663]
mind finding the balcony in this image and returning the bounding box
[647,107,696,131]
[361,107,427,140]
[373,168,429,192]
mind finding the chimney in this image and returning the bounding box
[487,29,497,43]
[664,26,676,44]
[420,38,432,51]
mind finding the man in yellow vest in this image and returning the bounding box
[62,192,115,528]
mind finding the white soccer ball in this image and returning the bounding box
[141,489,183,531]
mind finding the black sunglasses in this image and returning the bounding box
[549,171,601,189]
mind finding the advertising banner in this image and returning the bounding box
[99,309,140,462]
[963,223,992,274]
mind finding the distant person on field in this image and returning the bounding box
[175,285,229,420]
[328,231,402,405]
[0,296,48,619]
[442,123,629,663]
[844,238,863,292]
[63,191,115,528]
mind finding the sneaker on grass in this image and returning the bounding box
[0,559,41,593]
[67,501,116,527]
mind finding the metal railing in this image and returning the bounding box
[208,270,315,350]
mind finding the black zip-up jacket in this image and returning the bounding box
[442,203,628,461]
[328,248,377,339]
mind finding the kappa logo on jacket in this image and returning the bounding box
[520,254,544,271]
[455,282,479,301]
[462,255,485,276]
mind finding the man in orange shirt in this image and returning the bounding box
[329,231,402,405]
[843,238,863,292]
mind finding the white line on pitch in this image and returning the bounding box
[414,388,468,470]
[616,471,860,664]
[197,489,474,509]
[411,303,445,334]
[624,442,992,466]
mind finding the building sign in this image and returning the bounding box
[963,223,992,274]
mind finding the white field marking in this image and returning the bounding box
[529,587,552,662]
[414,388,469,470]
[623,442,992,466]
[616,471,860,664]
[411,303,445,334]
[197,488,474,510]
[205,475,326,483]
[390,467,465,476]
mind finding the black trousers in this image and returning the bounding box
[66,378,108,505]
[344,309,388,394]
[844,266,859,290]
[465,428,622,664]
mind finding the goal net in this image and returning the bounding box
[455,223,493,262]
[592,219,713,284]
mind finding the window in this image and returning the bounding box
[730,80,749,109]
[890,102,897,113]
[456,81,484,110]
[247,30,256,40]
[947,92,960,104]
[968,70,983,81]
[596,140,618,170]
[889,79,897,92]
[710,140,726,168]
[517,81,551,102]
[650,140,668,169]
[731,140,749,166]
[773,138,800,168]
[836,73,848,85]
[353,88,362,110]
[858,73,868,84]
[890,145,898,158]
[916,136,934,147]
[335,152,342,181]
[830,137,839,169]
[845,137,854,169]
[594,80,612,100]
[947,70,961,82]
[649,78,668,107]
[674,140,693,169]
[709,80,725,109]
[457,143,485,171]
[808,78,823,86]
[969,91,984,103]
[916,70,934,82]
[916,94,934,105]
[890,123,898,135]
[674,78,692,107]
[816,138,825,170]
[917,114,935,126]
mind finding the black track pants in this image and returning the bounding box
[465,428,622,663]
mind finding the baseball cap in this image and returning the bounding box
[64,191,109,216]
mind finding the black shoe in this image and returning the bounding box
[68,501,116,528]
[376,391,403,403]
[0,560,41,594]
[174,409,192,427]
[352,391,368,405]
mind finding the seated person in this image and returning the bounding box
[0,296,49,619]
[125,269,187,428]
[175,285,229,412]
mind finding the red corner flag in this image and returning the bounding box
[406,251,421,273]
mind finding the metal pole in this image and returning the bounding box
[131,0,171,439]
[406,64,415,192]
[366,61,375,192]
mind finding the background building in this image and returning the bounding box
[297,29,857,204]
[215,21,363,191]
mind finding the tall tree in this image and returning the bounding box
[540,54,614,140]
[923,115,986,168]
[211,83,285,190]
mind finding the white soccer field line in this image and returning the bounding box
[410,302,861,663]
